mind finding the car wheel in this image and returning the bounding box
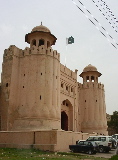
[99,146,104,153]
[88,150,93,155]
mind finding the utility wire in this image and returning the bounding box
[91,0,118,33]
[72,0,117,49]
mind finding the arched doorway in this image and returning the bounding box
[61,99,73,131]
[61,111,68,131]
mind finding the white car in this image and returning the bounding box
[86,136,112,153]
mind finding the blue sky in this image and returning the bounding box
[0,0,118,114]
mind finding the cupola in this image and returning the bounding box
[80,64,102,83]
[25,23,57,49]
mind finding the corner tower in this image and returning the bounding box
[1,24,61,131]
[79,64,108,135]
[14,24,61,130]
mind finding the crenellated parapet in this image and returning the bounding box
[3,45,60,61]
[78,82,104,90]
[60,64,77,80]
[3,45,22,58]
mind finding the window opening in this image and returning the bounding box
[40,95,41,100]
[39,39,44,46]
[86,76,89,82]
[61,83,63,88]
[6,83,8,87]
[63,100,65,105]
[91,76,94,82]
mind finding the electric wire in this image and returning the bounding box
[91,0,118,33]
[72,0,118,49]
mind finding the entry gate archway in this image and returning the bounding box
[61,99,73,131]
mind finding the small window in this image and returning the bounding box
[86,76,89,82]
[63,100,65,105]
[66,86,68,91]
[61,83,63,88]
[41,73,42,75]
[91,76,94,82]
[40,95,41,100]
[71,87,73,92]
[6,83,8,87]
[23,86,24,88]
[85,100,86,102]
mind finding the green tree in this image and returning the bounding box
[108,111,118,133]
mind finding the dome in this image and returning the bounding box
[32,24,51,33]
[83,64,97,72]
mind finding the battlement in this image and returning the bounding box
[60,64,77,80]
[78,82,104,90]
[3,45,60,61]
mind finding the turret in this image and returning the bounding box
[1,24,61,131]
[79,64,108,135]
[80,64,101,83]
[25,23,57,49]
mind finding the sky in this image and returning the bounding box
[0,0,118,114]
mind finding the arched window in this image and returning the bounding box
[39,39,44,46]
[32,39,36,46]
[91,76,94,82]
[86,76,89,82]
